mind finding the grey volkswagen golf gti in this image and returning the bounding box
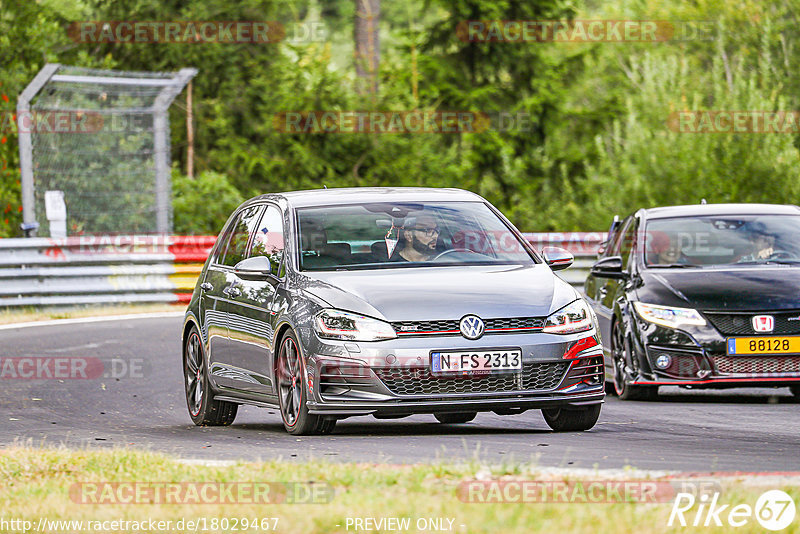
[182,188,604,435]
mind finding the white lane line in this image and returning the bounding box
[0,312,185,331]
[176,458,239,467]
[43,340,119,353]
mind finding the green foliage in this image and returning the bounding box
[172,170,245,235]
[2,0,800,237]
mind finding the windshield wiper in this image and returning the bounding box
[735,259,800,266]
[648,263,703,268]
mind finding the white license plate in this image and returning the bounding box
[430,349,522,374]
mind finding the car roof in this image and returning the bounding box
[245,187,485,208]
[642,203,800,220]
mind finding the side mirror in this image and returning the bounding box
[590,256,626,279]
[233,256,275,279]
[542,246,574,271]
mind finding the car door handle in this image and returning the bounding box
[200,282,213,291]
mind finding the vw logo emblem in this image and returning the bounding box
[459,315,485,340]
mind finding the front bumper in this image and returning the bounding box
[301,328,605,416]
[307,390,604,416]
[628,314,800,388]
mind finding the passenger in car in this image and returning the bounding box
[647,231,689,265]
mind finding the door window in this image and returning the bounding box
[220,205,263,267]
[618,217,638,269]
[249,205,285,276]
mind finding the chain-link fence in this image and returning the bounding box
[18,64,196,236]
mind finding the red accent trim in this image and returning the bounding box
[633,377,800,386]
[562,336,599,359]
[396,329,460,335]
[486,327,543,332]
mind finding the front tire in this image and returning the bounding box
[434,412,477,424]
[611,322,658,401]
[184,326,238,426]
[276,330,334,435]
[542,404,601,431]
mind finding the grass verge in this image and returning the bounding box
[0,447,797,533]
[0,304,184,325]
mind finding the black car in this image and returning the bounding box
[585,203,800,399]
[182,187,605,435]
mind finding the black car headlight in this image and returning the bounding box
[314,309,397,341]
[543,300,594,334]
[632,302,706,329]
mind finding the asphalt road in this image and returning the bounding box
[1,315,798,472]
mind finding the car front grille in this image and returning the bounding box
[373,362,568,396]
[714,356,800,375]
[705,311,800,336]
[392,317,546,337]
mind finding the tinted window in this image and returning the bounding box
[618,218,637,268]
[220,205,263,267]
[607,216,630,256]
[645,214,800,267]
[249,205,285,276]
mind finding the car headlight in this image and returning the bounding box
[543,300,594,334]
[632,302,706,329]
[314,309,397,341]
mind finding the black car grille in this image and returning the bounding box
[373,362,568,396]
[714,356,800,375]
[392,317,546,336]
[705,311,800,336]
[560,356,604,388]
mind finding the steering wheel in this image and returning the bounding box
[431,248,479,261]
[767,249,797,260]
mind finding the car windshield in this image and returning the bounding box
[296,201,536,270]
[644,214,800,268]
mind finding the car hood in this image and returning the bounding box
[300,264,578,321]
[637,266,800,311]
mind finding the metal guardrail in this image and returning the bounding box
[0,236,213,307]
[0,232,602,307]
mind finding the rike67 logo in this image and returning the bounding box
[669,489,796,530]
